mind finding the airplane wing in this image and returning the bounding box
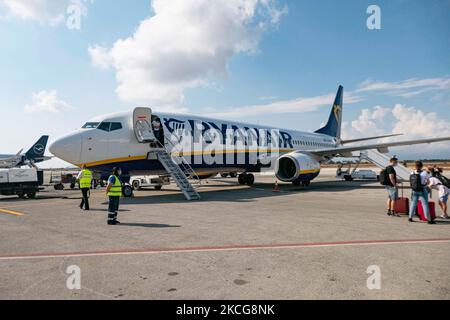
[306,136,450,157]
[341,133,403,144]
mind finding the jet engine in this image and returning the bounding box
[275,152,321,184]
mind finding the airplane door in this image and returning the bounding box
[133,107,155,143]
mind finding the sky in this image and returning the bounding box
[0,0,449,168]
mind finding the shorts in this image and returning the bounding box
[386,186,399,200]
[440,194,449,204]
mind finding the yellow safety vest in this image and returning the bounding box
[79,169,93,189]
[107,175,122,197]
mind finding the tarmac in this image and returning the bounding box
[0,168,449,300]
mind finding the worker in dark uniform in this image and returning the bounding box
[77,164,92,211]
[106,167,122,225]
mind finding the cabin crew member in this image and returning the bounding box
[385,157,400,217]
[409,161,433,224]
[77,164,92,211]
[428,176,449,219]
[152,119,163,145]
[106,167,122,225]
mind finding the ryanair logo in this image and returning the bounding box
[333,104,342,120]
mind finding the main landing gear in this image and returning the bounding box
[238,173,255,186]
[292,180,311,187]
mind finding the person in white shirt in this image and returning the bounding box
[428,176,449,219]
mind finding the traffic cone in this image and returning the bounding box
[273,181,280,192]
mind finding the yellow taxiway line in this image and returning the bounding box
[0,208,24,216]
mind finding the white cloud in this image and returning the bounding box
[343,104,450,158]
[391,104,450,139]
[24,90,72,113]
[207,91,362,119]
[88,0,287,111]
[356,76,450,98]
[0,0,92,26]
[349,106,391,136]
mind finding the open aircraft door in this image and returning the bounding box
[133,107,156,143]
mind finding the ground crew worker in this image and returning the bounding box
[106,167,122,225]
[77,164,92,211]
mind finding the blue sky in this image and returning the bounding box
[0,0,449,165]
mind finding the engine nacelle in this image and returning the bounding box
[275,152,321,183]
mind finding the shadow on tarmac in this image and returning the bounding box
[117,223,181,228]
[117,180,387,205]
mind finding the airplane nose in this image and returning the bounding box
[49,133,82,164]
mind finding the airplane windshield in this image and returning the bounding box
[82,122,100,129]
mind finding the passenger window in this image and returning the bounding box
[110,122,123,131]
[98,122,111,132]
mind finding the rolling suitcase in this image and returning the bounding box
[394,184,409,215]
[418,200,436,221]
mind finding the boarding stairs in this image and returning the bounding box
[133,107,201,201]
[359,149,411,182]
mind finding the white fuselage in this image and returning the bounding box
[50,111,337,178]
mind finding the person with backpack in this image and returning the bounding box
[428,175,449,219]
[435,168,450,188]
[380,157,400,217]
[408,161,434,224]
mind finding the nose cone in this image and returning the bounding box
[49,132,82,165]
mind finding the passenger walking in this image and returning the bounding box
[382,157,400,217]
[409,161,434,224]
[77,164,92,211]
[428,175,449,219]
[106,167,122,225]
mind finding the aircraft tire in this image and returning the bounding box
[238,174,247,185]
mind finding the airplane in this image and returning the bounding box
[0,135,51,168]
[49,86,450,191]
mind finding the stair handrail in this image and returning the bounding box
[157,135,202,184]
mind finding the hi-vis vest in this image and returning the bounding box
[79,169,93,189]
[108,175,122,197]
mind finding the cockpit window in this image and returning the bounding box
[82,122,100,129]
[97,122,111,132]
[110,122,123,131]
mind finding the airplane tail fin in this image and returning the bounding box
[25,135,49,160]
[315,85,343,140]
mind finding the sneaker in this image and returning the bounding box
[113,219,121,224]
[440,215,450,220]
[428,220,436,225]
[408,218,414,223]
[387,210,392,216]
